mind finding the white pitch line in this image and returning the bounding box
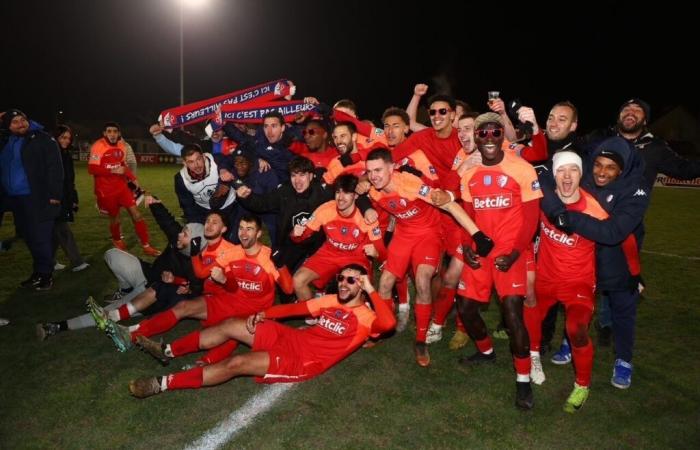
[184,383,294,450]
[642,250,700,261]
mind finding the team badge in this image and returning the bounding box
[341,226,348,235]
[400,157,409,165]
[418,185,430,196]
[399,198,407,207]
[388,200,397,210]
[484,175,492,186]
[372,227,381,236]
[497,175,508,188]
[606,194,614,203]
[352,228,360,238]
[429,166,437,174]
[531,180,540,191]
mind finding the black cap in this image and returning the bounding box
[619,98,651,122]
[1,109,28,130]
[598,149,625,171]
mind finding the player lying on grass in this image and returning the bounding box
[129,264,396,398]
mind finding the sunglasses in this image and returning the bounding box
[428,108,450,116]
[302,128,322,136]
[475,128,504,139]
[336,274,358,284]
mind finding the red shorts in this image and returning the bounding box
[97,186,135,217]
[458,253,527,302]
[534,278,595,313]
[385,232,443,279]
[302,248,370,289]
[201,293,273,327]
[253,321,324,384]
[442,214,467,260]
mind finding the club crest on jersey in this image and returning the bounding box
[418,185,430,196]
[352,228,360,238]
[388,200,397,210]
[531,180,541,191]
[484,175,492,186]
[372,227,381,236]
[341,226,348,235]
[606,194,614,203]
[399,198,407,207]
[400,157,409,165]
[497,175,508,188]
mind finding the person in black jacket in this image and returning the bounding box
[587,98,700,190]
[51,125,89,272]
[36,196,204,340]
[541,136,649,389]
[0,109,63,290]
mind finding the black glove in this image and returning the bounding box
[553,211,574,234]
[398,164,424,178]
[189,236,202,257]
[472,231,494,257]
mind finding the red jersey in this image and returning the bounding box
[369,171,442,238]
[393,128,462,193]
[223,245,280,310]
[88,138,135,197]
[460,151,543,255]
[265,294,378,371]
[537,189,608,284]
[302,200,383,258]
[192,238,240,294]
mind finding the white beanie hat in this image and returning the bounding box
[552,151,582,173]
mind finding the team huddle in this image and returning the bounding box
[20,83,700,412]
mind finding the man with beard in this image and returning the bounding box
[456,112,541,410]
[94,213,292,362]
[590,98,700,190]
[128,265,395,398]
[89,122,159,256]
[323,122,366,184]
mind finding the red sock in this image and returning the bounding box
[396,278,409,305]
[523,305,542,352]
[475,336,493,353]
[456,314,466,332]
[117,304,131,321]
[109,222,121,241]
[199,340,239,365]
[134,310,179,340]
[432,287,455,326]
[170,330,201,357]
[513,355,531,376]
[134,219,150,246]
[572,341,594,387]
[414,303,432,343]
[167,366,203,390]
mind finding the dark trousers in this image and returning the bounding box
[53,221,84,267]
[6,195,55,275]
[607,289,638,362]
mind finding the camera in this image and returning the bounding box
[507,98,534,137]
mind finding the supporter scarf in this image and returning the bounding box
[218,100,318,124]
[159,79,295,128]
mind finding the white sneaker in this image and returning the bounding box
[54,262,67,270]
[396,304,410,333]
[530,353,546,385]
[72,262,90,272]
[425,322,443,344]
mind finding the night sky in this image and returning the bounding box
[1,0,695,134]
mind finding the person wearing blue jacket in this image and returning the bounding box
[541,136,650,389]
[0,109,63,290]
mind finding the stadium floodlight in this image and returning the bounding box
[179,0,210,105]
